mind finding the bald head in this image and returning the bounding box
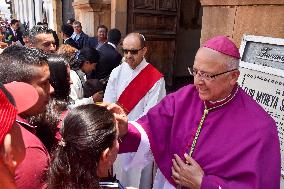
[122,33,147,69]
[123,33,145,48]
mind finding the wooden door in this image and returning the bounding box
[62,0,75,24]
[127,0,181,86]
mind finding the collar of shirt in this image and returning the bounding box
[125,58,148,73]
[71,32,81,41]
[64,37,71,43]
[107,42,116,49]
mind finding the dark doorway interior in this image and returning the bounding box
[62,0,75,24]
[171,0,202,92]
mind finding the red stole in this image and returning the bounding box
[117,63,163,114]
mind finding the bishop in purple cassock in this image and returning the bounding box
[116,36,281,189]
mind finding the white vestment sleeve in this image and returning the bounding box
[123,121,153,171]
[69,70,94,108]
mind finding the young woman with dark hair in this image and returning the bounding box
[48,104,119,189]
[48,55,71,101]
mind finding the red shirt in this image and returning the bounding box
[15,116,49,189]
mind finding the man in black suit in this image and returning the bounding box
[4,19,24,46]
[61,24,79,49]
[71,21,89,49]
[89,28,122,80]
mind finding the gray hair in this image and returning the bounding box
[29,25,53,45]
[224,57,239,70]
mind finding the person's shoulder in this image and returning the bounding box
[81,32,89,38]
[18,124,47,150]
[109,63,124,77]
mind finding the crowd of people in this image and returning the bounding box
[0,17,281,189]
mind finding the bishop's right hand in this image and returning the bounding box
[98,102,128,137]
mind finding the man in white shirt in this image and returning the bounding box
[104,32,166,188]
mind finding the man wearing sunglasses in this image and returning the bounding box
[107,36,280,189]
[104,32,166,188]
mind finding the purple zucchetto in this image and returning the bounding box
[203,36,241,59]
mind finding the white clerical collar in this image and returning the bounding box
[107,42,116,49]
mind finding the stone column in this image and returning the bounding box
[18,0,24,23]
[52,0,62,33]
[200,0,284,47]
[73,0,111,37]
[34,0,43,24]
[13,0,19,19]
[27,0,35,28]
[111,0,127,36]
[22,0,29,24]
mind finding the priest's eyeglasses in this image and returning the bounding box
[188,67,237,81]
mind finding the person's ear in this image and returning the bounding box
[100,147,111,165]
[229,70,240,86]
[97,147,111,177]
[142,47,147,57]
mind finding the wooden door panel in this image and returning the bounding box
[128,0,180,86]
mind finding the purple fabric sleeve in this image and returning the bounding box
[118,123,141,153]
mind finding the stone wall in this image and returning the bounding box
[200,0,284,47]
[73,0,111,37]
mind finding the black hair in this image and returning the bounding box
[48,104,116,189]
[29,25,54,45]
[47,54,70,101]
[67,18,75,25]
[73,47,100,69]
[107,28,121,46]
[10,19,19,26]
[72,21,81,27]
[0,45,48,84]
[97,25,108,33]
[61,24,74,37]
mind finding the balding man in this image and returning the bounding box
[108,36,281,189]
[104,33,166,188]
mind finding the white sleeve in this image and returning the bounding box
[141,77,166,116]
[124,121,154,171]
[103,70,117,103]
[69,71,94,108]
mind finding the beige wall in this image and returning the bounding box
[200,0,284,47]
[73,0,111,37]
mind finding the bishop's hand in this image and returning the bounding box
[99,102,128,137]
[172,153,204,189]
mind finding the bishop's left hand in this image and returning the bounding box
[172,153,204,189]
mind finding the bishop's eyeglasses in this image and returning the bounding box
[188,67,237,81]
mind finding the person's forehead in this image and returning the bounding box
[123,36,140,48]
[98,28,106,32]
[194,48,225,70]
[36,33,54,42]
[73,24,81,28]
